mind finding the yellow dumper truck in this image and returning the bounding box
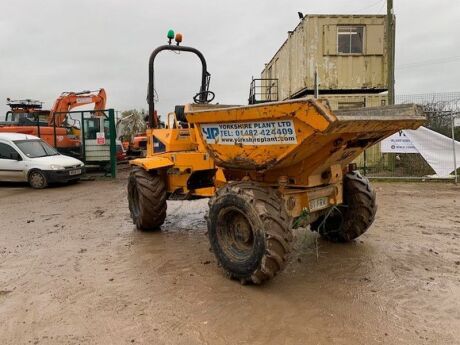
[128,32,425,284]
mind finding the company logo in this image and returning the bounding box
[202,127,219,141]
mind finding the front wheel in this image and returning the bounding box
[127,167,167,231]
[310,171,377,242]
[28,170,48,189]
[207,182,293,285]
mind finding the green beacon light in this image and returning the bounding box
[167,29,175,44]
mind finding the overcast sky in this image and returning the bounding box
[1,0,459,119]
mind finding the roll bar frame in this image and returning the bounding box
[147,44,210,128]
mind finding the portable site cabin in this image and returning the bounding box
[255,14,391,110]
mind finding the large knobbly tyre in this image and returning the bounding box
[311,171,377,242]
[207,182,293,285]
[128,167,167,231]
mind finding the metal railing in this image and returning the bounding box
[248,78,279,105]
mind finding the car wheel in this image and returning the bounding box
[28,170,48,189]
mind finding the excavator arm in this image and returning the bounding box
[49,88,107,126]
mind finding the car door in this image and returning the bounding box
[0,142,26,181]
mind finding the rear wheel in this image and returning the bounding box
[311,171,377,242]
[128,167,167,231]
[28,170,48,189]
[207,182,293,285]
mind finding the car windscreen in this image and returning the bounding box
[13,139,59,158]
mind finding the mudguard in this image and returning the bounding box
[130,156,174,171]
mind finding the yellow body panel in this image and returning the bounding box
[193,187,215,197]
[131,149,219,196]
[152,128,195,152]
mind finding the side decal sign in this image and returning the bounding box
[201,120,297,146]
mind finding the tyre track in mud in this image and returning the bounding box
[0,178,459,344]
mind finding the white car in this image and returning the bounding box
[0,133,85,189]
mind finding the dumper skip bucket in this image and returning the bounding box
[185,99,425,172]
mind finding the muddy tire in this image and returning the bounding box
[311,171,377,242]
[207,182,293,285]
[128,167,167,231]
[28,170,48,189]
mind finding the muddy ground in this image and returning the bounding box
[0,175,459,345]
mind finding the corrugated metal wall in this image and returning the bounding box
[261,15,388,100]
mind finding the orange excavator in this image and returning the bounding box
[1,89,107,156]
[49,89,107,135]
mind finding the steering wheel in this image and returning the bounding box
[193,91,215,104]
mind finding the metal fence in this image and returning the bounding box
[357,92,460,182]
[65,109,117,177]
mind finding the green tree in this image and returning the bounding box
[117,109,147,142]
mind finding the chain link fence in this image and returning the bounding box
[357,92,460,181]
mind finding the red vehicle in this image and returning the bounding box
[116,140,127,161]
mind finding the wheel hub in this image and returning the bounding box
[232,214,253,247]
[30,173,44,187]
[217,208,255,261]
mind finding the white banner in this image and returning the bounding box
[201,120,297,146]
[403,126,460,177]
[381,126,460,177]
[381,131,418,153]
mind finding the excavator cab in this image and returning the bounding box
[82,116,108,141]
[3,99,48,126]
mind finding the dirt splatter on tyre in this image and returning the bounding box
[311,171,377,242]
[207,181,293,285]
[128,167,167,231]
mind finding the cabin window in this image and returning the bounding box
[337,26,364,54]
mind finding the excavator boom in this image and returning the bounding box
[49,88,107,126]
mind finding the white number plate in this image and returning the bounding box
[309,197,329,212]
[69,169,82,176]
